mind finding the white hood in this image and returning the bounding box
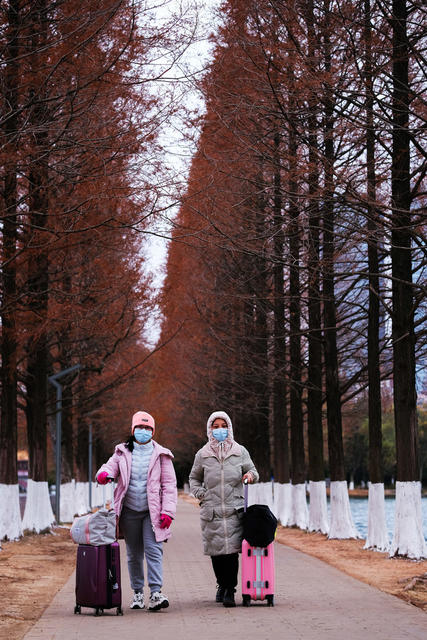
[206,411,234,439]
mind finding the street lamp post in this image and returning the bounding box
[48,364,80,523]
[88,422,93,510]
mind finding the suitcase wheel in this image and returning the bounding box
[95,607,104,616]
[242,595,251,607]
[74,605,81,615]
[266,595,274,607]
[116,606,123,616]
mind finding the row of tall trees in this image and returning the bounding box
[150,0,426,557]
[0,0,192,537]
[343,393,427,487]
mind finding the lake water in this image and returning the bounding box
[338,497,427,541]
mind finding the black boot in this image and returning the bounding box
[222,588,236,608]
[216,586,225,603]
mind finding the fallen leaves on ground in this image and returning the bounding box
[0,526,75,640]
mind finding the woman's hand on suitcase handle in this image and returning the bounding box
[160,514,172,529]
[242,472,254,484]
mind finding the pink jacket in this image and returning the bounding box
[96,441,177,542]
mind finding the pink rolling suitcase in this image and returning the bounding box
[74,480,123,616]
[241,482,275,606]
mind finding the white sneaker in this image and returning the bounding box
[148,591,169,611]
[130,592,144,609]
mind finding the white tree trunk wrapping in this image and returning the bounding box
[254,482,264,504]
[273,483,284,521]
[84,481,90,511]
[390,481,426,559]
[349,480,354,490]
[257,482,268,506]
[75,481,90,515]
[91,482,102,508]
[22,480,55,533]
[329,480,361,539]
[290,483,309,529]
[60,481,76,523]
[259,482,274,510]
[364,482,389,552]
[91,481,100,508]
[271,483,280,518]
[246,482,258,507]
[276,483,292,526]
[308,480,329,534]
[94,482,104,507]
[254,483,262,504]
[0,484,23,540]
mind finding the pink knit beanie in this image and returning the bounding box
[131,411,155,433]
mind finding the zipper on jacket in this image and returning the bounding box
[220,460,229,553]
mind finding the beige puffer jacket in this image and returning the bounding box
[189,425,259,556]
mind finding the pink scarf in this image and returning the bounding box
[205,435,236,460]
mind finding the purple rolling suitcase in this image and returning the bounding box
[74,481,123,616]
[75,541,122,615]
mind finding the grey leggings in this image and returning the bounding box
[120,507,163,593]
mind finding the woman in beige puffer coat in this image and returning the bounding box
[189,411,258,607]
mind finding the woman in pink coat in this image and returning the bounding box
[97,411,177,611]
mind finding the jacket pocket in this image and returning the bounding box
[200,506,214,521]
[221,506,238,518]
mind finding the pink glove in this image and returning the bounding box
[97,471,110,485]
[160,514,172,529]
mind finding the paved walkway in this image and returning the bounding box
[24,498,426,640]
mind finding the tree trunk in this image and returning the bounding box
[25,0,50,485]
[76,417,89,482]
[288,132,305,487]
[390,0,418,483]
[0,0,20,487]
[389,0,425,559]
[363,0,389,552]
[286,57,307,527]
[272,131,289,484]
[61,381,74,482]
[303,0,328,535]
[305,0,324,486]
[365,0,383,487]
[321,0,358,539]
[75,374,95,482]
[321,0,345,485]
[59,271,75,483]
[252,172,271,480]
[0,0,23,542]
[26,338,49,482]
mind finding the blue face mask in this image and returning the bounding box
[212,427,228,442]
[134,428,153,444]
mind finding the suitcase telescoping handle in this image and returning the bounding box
[243,478,249,513]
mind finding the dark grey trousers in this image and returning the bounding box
[120,506,163,593]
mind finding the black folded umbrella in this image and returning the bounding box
[242,504,277,548]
